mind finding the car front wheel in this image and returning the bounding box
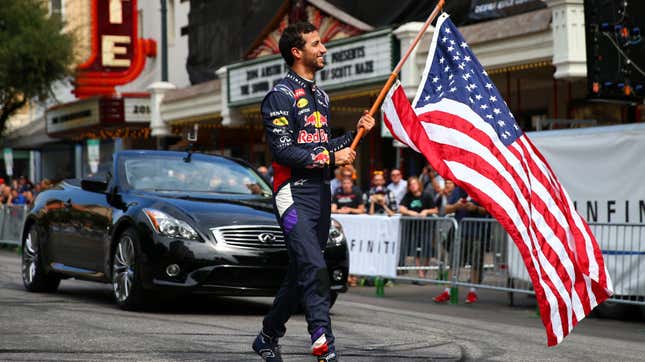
[112,228,147,310]
[22,225,60,292]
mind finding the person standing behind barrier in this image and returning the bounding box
[387,168,407,206]
[399,177,438,278]
[331,178,365,214]
[366,172,397,216]
[433,180,489,304]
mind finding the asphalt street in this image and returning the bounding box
[1,249,644,361]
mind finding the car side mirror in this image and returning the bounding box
[81,179,109,193]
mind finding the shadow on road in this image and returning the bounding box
[53,284,274,316]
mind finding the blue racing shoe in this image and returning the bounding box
[252,330,283,361]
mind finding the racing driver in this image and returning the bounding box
[252,21,375,362]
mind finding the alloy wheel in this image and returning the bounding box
[22,231,37,285]
[113,236,135,303]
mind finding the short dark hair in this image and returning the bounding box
[279,21,317,66]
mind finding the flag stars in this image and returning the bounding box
[497,120,506,127]
[514,124,520,130]
[475,94,483,101]
[464,55,472,62]
[436,85,442,91]
[480,104,488,110]
[450,39,456,45]
[501,132,509,140]
[489,95,497,102]
[458,63,466,70]
[485,83,493,90]
[444,65,450,72]
[445,28,452,34]
[447,45,455,52]
[486,114,493,119]
[469,83,477,89]
[439,57,445,64]
[432,76,439,83]
[462,73,471,81]
[424,95,431,101]
[460,41,468,48]
[448,73,454,80]
[442,36,448,43]
[449,87,457,93]
[493,108,501,115]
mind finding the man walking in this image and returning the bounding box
[253,21,375,362]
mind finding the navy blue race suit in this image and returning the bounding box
[261,70,355,351]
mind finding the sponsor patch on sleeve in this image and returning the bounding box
[272,117,289,126]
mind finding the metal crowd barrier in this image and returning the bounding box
[392,215,645,306]
[396,216,458,285]
[0,204,29,246]
[588,223,645,305]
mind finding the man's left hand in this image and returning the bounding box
[357,110,376,133]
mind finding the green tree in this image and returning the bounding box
[0,0,74,136]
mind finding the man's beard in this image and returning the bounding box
[307,55,325,71]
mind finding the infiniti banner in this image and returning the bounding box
[332,214,401,278]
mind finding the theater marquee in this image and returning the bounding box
[227,29,394,106]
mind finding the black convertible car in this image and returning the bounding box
[21,150,348,310]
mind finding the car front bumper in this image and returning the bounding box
[136,226,349,296]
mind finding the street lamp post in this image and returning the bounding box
[160,0,168,82]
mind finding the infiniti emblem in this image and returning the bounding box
[258,233,277,244]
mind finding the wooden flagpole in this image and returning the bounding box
[350,0,445,150]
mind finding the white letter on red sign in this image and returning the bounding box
[109,0,123,24]
[102,35,131,67]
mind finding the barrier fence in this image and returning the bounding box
[0,205,28,247]
[383,215,643,306]
[0,207,642,306]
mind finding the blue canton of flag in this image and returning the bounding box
[412,16,522,146]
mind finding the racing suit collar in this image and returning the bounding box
[287,70,315,88]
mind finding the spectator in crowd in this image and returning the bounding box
[10,188,27,205]
[419,163,444,201]
[331,178,365,214]
[330,167,343,196]
[399,176,438,278]
[398,177,438,217]
[433,180,489,304]
[387,168,407,206]
[366,171,397,216]
[0,185,10,204]
[18,176,33,193]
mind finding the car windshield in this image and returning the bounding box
[122,155,272,196]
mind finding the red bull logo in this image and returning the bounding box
[304,111,327,128]
[298,129,328,144]
[311,149,330,166]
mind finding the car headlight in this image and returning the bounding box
[328,219,345,246]
[143,208,199,240]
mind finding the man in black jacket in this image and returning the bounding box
[252,21,374,362]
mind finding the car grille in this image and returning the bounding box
[210,225,285,248]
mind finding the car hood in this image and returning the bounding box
[131,191,278,231]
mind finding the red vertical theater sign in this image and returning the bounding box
[73,0,157,98]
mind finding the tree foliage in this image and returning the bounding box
[0,0,74,136]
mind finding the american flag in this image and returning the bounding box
[382,13,613,346]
